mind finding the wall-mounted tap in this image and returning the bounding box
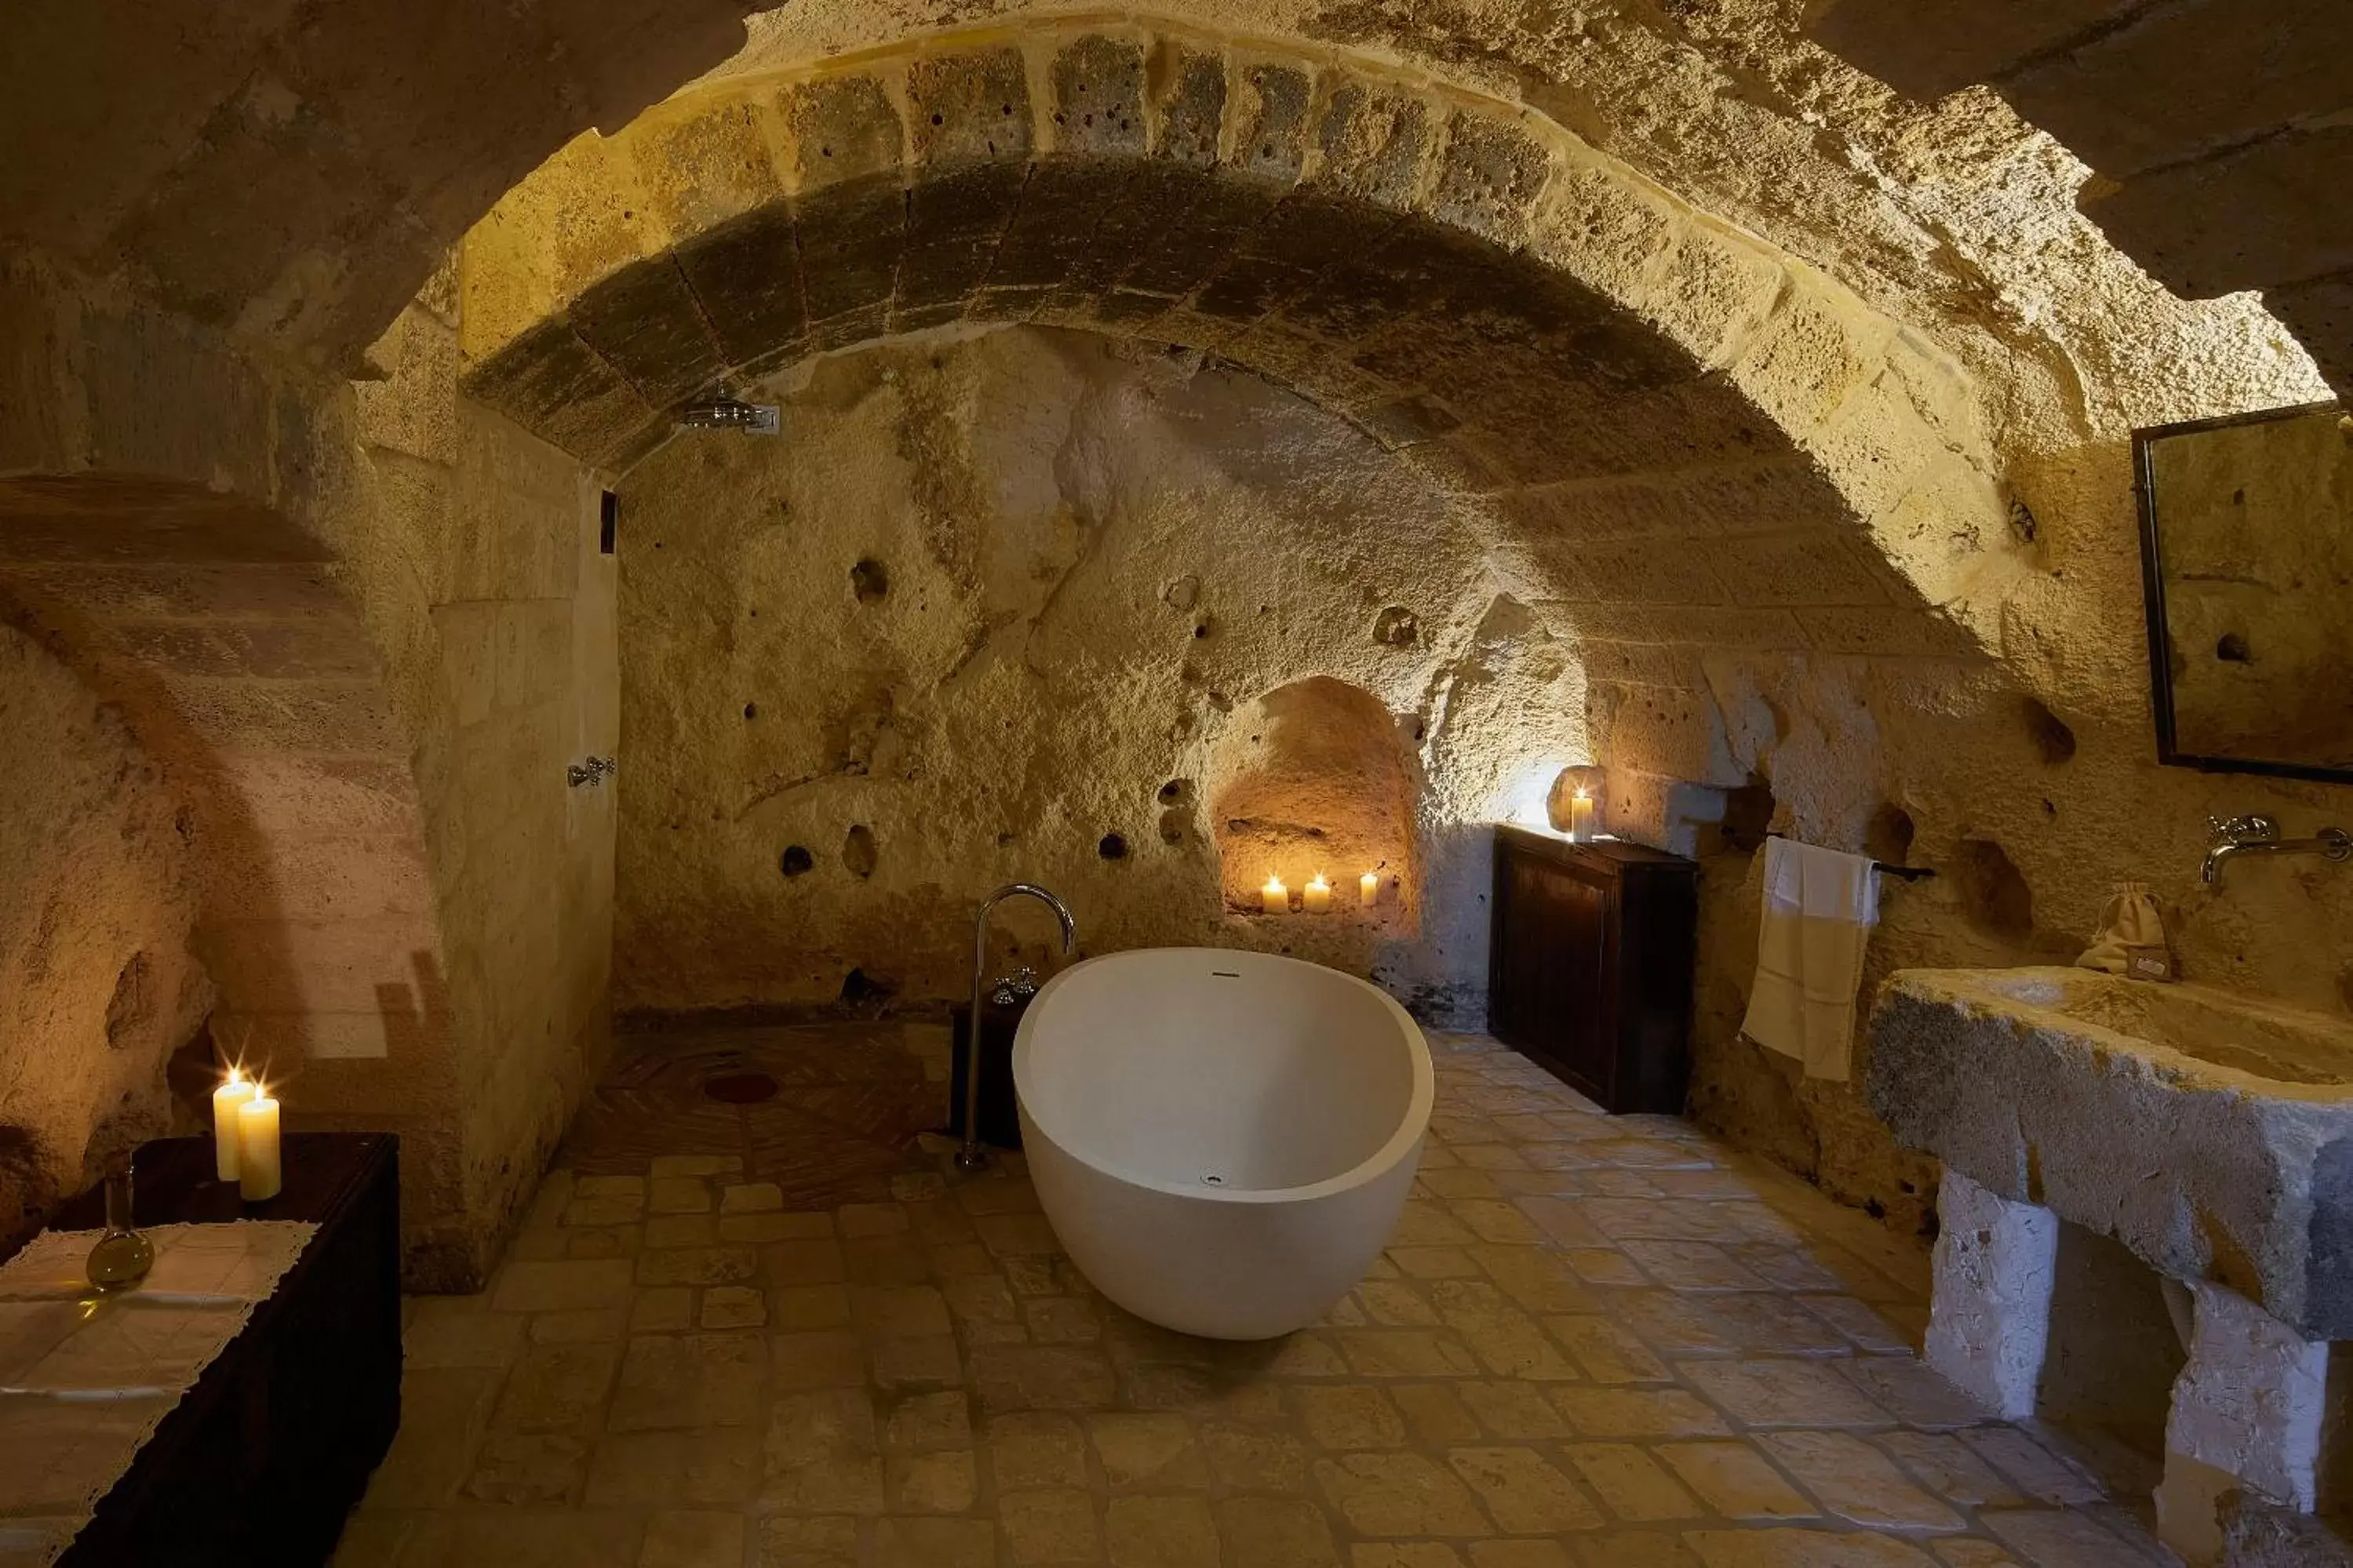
[2202,813,2352,885]
[567,755,616,787]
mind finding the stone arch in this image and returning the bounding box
[1207,676,1420,919]
[0,474,465,1275]
[455,22,2011,664]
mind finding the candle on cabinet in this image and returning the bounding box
[237,1089,282,1202]
[1303,873,1332,913]
[1260,875,1288,915]
[1567,788,1596,843]
[1359,871,1380,908]
[212,1071,256,1182]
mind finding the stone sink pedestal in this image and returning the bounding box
[1870,966,2353,1564]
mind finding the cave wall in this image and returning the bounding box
[613,327,1578,1018]
[0,619,210,1250]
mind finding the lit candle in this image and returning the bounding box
[1303,873,1332,913]
[1260,874,1288,915]
[1568,788,1596,843]
[213,1071,256,1182]
[1360,871,1380,908]
[237,1089,282,1202]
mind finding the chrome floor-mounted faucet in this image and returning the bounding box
[958,884,1076,1173]
[2202,813,2353,885]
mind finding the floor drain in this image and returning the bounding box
[702,1071,781,1104]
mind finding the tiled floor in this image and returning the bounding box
[331,1028,2176,1568]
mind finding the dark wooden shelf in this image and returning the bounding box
[1488,825,1698,1115]
[47,1133,402,1568]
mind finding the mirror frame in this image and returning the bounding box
[2133,397,2350,784]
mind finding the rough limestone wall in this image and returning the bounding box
[0,620,211,1250]
[343,269,621,1281]
[614,327,1577,1017]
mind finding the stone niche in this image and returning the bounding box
[1207,677,1419,917]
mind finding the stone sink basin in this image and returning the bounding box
[1870,966,2353,1338]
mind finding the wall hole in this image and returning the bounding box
[2216,631,2251,663]
[780,845,814,877]
[839,967,891,1005]
[743,702,758,721]
[851,558,890,603]
[1158,779,1191,805]
[843,824,878,878]
[1864,802,1916,867]
[1721,780,1778,853]
[1158,808,1190,846]
[1371,606,1419,646]
[2020,697,2077,766]
[1954,838,2035,940]
[1098,832,1129,860]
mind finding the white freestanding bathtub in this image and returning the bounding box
[1012,947,1432,1340]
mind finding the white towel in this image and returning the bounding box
[1741,838,1879,1082]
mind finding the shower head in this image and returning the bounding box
[677,386,779,435]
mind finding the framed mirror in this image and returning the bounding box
[2136,399,2353,784]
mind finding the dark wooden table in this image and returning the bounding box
[46,1133,402,1567]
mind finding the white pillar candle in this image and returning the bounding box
[237,1091,282,1202]
[1359,871,1380,908]
[1260,875,1288,914]
[1302,873,1332,913]
[1568,789,1596,843]
[213,1071,256,1182]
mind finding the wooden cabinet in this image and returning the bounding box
[48,1133,402,1567]
[1489,825,1698,1114]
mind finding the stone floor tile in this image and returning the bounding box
[766,1236,847,1286]
[773,1282,853,1330]
[1449,1445,1605,1533]
[1391,1382,1484,1445]
[847,1233,934,1287]
[1977,1510,2154,1567]
[840,1201,912,1238]
[1355,1280,1442,1327]
[402,1509,646,1567]
[636,1244,759,1288]
[977,1212,1063,1257]
[1472,1248,1599,1315]
[1956,1429,2104,1506]
[971,1343,1118,1410]
[1430,1282,1583,1380]
[1549,1317,1672,1383]
[1757,1431,1966,1532]
[1833,1358,1987,1428]
[887,1448,978,1512]
[722,1210,828,1244]
[494,1340,624,1435]
[1676,1359,1889,1428]
[566,1194,647,1227]
[464,1432,591,1505]
[586,1428,764,1507]
[764,1388,886,1513]
[1451,1199,1550,1246]
[1728,1246,1844,1293]
[701,1284,767,1329]
[1620,1242,1769,1293]
[1601,1292,1736,1357]
[639,1508,744,1567]
[1469,1541,1573,1568]
[1337,1329,1481,1378]
[1297,1384,1409,1449]
[610,1331,768,1430]
[1798,1295,1919,1355]
[492,1258,636,1314]
[362,1370,500,1508]
[644,1213,718,1249]
[1654,1441,1816,1521]
[1029,1296,1105,1344]
[1217,1497,1342,1568]
[1874,1432,2024,1508]
[1564,1250,1650,1287]
[1423,1167,1506,1202]
[1317,1450,1493,1536]
[1203,1422,1309,1493]
[407,1307,527,1370]
[1107,1495,1222,1568]
[1001,1488,1104,1564]
[1564,1443,1702,1523]
[532,1306,629,1344]
[575,1175,647,1200]
[757,1514,858,1568]
[1357,1547,1470,1568]
[1571,1531,1704,1567]
[1681,1527,1940,1566]
[773,1329,868,1392]
[648,1176,713,1213]
[1693,1293,1854,1357]
[1549,1386,1731,1441]
[721,1181,785,1213]
[631,1286,696,1333]
[885,1389,974,1450]
[1453,1381,1567,1442]
[1928,1544,2020,1567]
[989,1412,1089,1488]
[871,1515,994,1568]
[567,1226,643,1261]
[1092,1411,1211,1486]
[1390,1246,1484,1279]
[854,1283,953,1340]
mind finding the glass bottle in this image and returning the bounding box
[86,1167,155,1293]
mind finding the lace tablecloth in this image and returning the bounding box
[0,1221,316,1566]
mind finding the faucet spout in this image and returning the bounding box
[958,883,1077,1173]
[2202,814,2352,886]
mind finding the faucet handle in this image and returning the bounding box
[2209,813,2278,844]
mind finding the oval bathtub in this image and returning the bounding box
[1012,947,1432,1340]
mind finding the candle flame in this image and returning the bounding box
[1309,872,1329,890]
[1573,787,1590,802]
[1262,874,1284,890]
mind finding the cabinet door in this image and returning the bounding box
[1494,849,1615,1104]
